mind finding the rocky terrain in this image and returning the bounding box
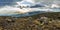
[0,12,60,30]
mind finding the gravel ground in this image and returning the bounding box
[0,12,60,30]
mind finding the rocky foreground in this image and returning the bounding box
[0,12,60,30]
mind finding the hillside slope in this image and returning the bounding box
[0,12,60,30]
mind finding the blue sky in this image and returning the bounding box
[0,0,22,6]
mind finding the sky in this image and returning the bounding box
[0,0,36,6]
[0,0,22,6]
[0,0,60,6]
[0,0,60,14]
